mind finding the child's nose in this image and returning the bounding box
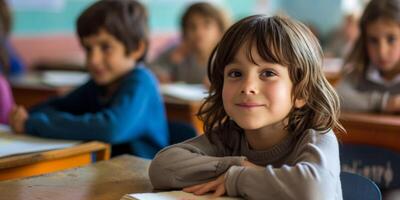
[378,42,389,59]
[87,49,102,67]
[240,78,258,95]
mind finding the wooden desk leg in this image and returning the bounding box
[95,143,111,161]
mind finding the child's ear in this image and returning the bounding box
[294,98,306,108]
[129,40,146,60]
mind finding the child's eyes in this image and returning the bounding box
[100,43,112,53]
[260,70,276,77]
[83,46,92,53]
[227,71,242,78]
[226,70,276,78]
[387,35,397,44]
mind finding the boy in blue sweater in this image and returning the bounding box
[9,0,169,159]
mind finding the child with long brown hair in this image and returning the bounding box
[149,15,344,199]
[336,0,400,113]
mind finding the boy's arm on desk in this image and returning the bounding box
[28,80,93,113]
[25,81,155,144]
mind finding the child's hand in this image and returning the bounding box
[384,95,400,113]
[242,159,264,169]
[183,172,226,198]
[9,105,28,134]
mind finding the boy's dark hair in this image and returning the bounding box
[180,2,228,38]
[77,0,148,61]
[198,15,344,149]
[344,0,400,78]
[0,0,10,72]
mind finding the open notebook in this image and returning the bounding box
[0,125,80,158]
[121,191,243,200]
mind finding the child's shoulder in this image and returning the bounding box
[125,63,158,83]
[297,129,338,148]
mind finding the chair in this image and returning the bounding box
[341,171,382,200]
[340,144,400,190]
[168,120,197,145]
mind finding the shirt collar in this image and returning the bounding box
[366,64,400,86]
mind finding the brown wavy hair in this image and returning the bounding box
[198,15,344,149]
[344,0,400,78]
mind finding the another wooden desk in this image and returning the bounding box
[0,155,151,200]
[338,112,400,152]
[0,141,110,181]
[164,97,203,134]
[10,72,79,109]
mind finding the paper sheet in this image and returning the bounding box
[0,125,80,158]
[122,191,243,200]
[160,83,208,101]
[41,70,89,87]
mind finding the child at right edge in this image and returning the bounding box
[149,15,344,199]
[336,0,400,114]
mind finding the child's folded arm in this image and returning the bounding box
[149,135,246,190]
[336,77,386,112]
[224,132,340,200]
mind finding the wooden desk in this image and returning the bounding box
[325,71,341,86]
[338,112,400,152]
[164,97,203,134]
[0,155,151,200]
[10,71,81,109]
[0,141,110,181]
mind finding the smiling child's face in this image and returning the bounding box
[222,44,295,132]
[82,29,137,85]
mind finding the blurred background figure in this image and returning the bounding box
[324,13,360,59]
[149,2,230,84]
[0,0,24,76]
[0,0,15,124]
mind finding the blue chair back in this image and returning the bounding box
[340,144,400,190]
[341,171,382,200]
[168,121,197,145]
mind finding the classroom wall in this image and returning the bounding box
[7,0,349,67]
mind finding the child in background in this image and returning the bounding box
[0,3,14,124]
[8,0,168,159]
[0,0,25,76]
[0,75,12,124]
[336,0,400,113]
[324,13,360,59]
[149,15,344,199]
[150,2,229,84]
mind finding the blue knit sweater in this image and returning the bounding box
[25,64,169,159]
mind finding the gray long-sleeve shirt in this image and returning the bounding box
[336,66,400,112]
[149,129,342,200]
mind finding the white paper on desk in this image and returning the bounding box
[0,127,80,158]
[121,191,243,200]
[160,83,208,101]
[41,70,89,87]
